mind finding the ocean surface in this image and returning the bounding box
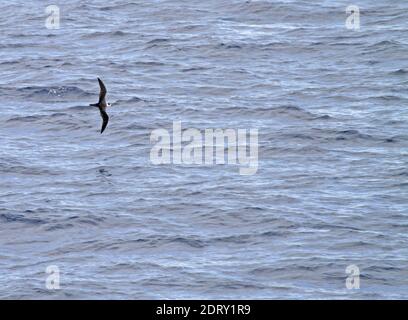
[0,0,407,299]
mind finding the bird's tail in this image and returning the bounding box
[89,103,99,107]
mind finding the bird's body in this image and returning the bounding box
[90,78,110,134]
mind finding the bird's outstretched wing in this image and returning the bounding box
[98,78,107,103]
[99,108,109,134]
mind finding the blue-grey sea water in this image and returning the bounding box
[0,0,407,299]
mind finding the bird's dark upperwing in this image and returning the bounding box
[99,107,109,134]
[98,78,107,103]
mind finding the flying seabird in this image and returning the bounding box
[90,77,111,134]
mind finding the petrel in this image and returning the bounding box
[90,78,111,134]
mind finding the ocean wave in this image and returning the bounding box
[15,86,92,99]
[390,69,408,75]
[81,30,132,39]
[0,213,46,225]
